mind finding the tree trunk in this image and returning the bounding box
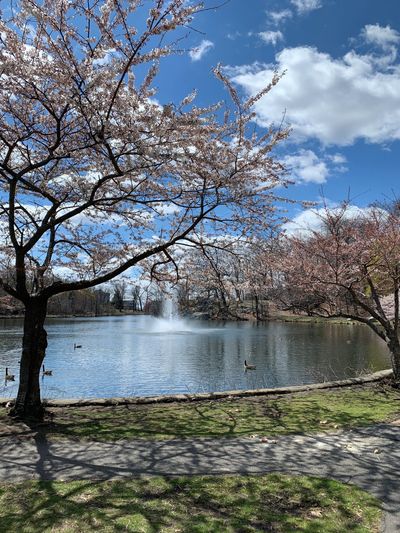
[389,337,400,384]
[254,294,260,321]
[10,298,48,420]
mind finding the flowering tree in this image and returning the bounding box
[279,205,400,382]
[175,238,279,319]
[0,0,288,418]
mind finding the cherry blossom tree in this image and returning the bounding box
[181,242,240,318]
[279,205,400,382]
[0,0,289,418]
[152,235,279,320]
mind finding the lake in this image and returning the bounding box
[0,315,390,400]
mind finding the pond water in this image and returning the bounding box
[0,315,390,400]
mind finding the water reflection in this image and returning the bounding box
[0,315,390,399]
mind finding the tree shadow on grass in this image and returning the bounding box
[32,387,400,442]
[0,474,382,533]
[0,388,398,530]
[0,405,396,531]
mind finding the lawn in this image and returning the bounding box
[0,384,393,532]
[0,474,382,532]
[1,382,397,441]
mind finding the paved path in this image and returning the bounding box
[0,424,399,532]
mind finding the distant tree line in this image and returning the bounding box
[0,285,111,317]
[47,288,111,316]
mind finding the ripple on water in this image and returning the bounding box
[0,315,391,399]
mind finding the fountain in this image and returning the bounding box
[150,294,194,333]
[161,297,178,321]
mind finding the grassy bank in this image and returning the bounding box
[2,382,398,441]
[0,474,382,532]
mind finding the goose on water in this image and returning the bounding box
[5,368,15,381]
[244,360,256,370]
[42,365,53,376]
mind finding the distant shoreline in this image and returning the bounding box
[0,310,145,320]
[0,312,362,325]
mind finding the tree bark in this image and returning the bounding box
[10,298,48,420]
[254,294,260,321]
[388,337,400,384]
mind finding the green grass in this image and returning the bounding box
[2,382,395,441]
[0,474,382,532]
[1,383,399,442]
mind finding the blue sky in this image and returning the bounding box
[154,0,400,219]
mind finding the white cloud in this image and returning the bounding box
[284,205,384,237]
[283,149,328,184]
[284,208,326,236]
[227,31,242,40]
[50,265,79,281]
[360,24,400,66]
[290,0,322,14]
[92,48,117,67]
[258,31,284,46]
[227,45,400,145]
[268,9,293,25]
[153,202,181,216]
[327,152,348,173]
[362,24,400,49]
[328,153,347,165]
[189,40,214,61]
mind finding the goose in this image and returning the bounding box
[42,364,53,376]
[5,368,15,381]
[244,360,256,370]
[74,343,82,349]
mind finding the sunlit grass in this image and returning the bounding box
[0,475,382,532]
[5,383,394,441]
